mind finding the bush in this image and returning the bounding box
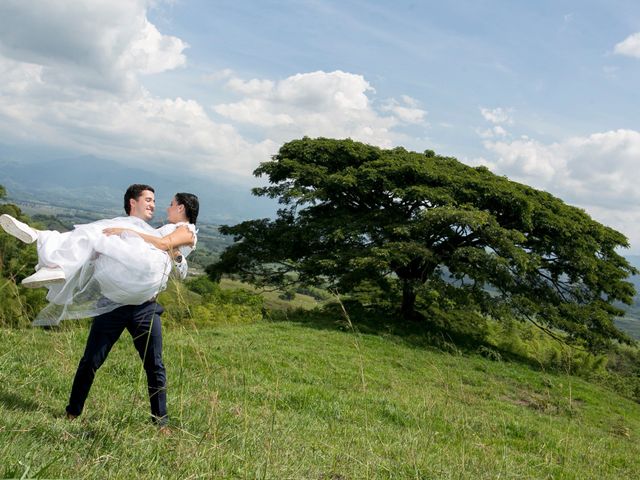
[294,285,330,301]
[186,275,219,297]
[423,306,489,346]
[162,276,264,327]
[0,204,48,327]
[589,345,640,403]
[278,288,296,301]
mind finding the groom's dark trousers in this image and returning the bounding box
[66,300,167,425]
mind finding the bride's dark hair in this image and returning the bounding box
[175,193,199,224]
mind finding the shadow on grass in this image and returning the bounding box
[265,301,551,371]
[267,301,480,349]
[0,387,45,414]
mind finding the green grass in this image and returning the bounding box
[1,318,639,479]
[220,278,324,311]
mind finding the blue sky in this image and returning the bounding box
[0,0,639,250]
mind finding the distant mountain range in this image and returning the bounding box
[624,255,640,298]
[627,255,640,271]
[0,155,277,224]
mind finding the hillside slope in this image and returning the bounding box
[1,320,638,479]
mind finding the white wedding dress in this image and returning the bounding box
[32,217,197,326]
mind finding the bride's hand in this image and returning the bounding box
[103,227,128,236]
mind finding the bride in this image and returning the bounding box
[0,190,199,324]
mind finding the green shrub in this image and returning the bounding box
[424,306,489,346]
[185,275,219,297]
[163,276,264,327]
[278,288,296,301]
[589,345,640,403]
[294,285,330,301]
[0,204,48,327]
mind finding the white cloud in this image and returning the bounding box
[0,2,432,178]
[494,126,507,136]
[484,129,640,203]
[0,87,269,175]
[465,156,495,170]
[382,95,427,124]
[213,70,416,147]
[0,56,44,95]
[479,129,640,249]
[478,107,511,139]
[614,32,640,58]
[587,208,640,251]
[484,137,560,181]
[226,78,275,96]
[202,68,234,82]
[0,1,265,175]
[478,125,508,139]
[480,106,513,124]
[214,98,295,127]
[118,16,187,75]
[0,0,187,94]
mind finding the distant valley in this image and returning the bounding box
[0,154,276,224]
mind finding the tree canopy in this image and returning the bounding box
[210,138,637,350]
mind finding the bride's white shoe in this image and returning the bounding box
[22,267,66,288]
[0,214,39,244]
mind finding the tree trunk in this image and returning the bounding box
[400,281,417,321]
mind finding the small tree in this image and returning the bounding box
[210,138,636,350]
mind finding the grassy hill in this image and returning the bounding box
[1,318,639,479]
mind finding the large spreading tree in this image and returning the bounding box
[210,138,637,349]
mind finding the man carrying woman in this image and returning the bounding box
[1,183,200,428]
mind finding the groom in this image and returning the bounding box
[66,184,171,427]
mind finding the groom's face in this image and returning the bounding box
[129,189,155,221]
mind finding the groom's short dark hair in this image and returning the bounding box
[124,184,155,214]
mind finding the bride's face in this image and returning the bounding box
[166,197,185,223]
